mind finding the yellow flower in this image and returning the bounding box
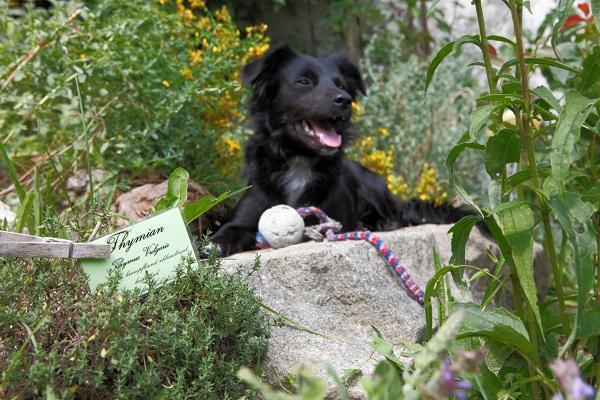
[158,0,167,4]
[378,127,389,137]
[244,43,270,60]
[246,23,268,36]
[162,80,170,88]
[414,163,446,205]
[360,150,393,178]
[181,8,194,21]
[215,136,243,177]
[181,67,193,80]
[356,136,374,150]
[215,6,231,22]
[217,137,241,157]
[387,175,410,198]
[198,16,211,29]
[189,0,205,8]
[188,49,203,64]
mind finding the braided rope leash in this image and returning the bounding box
[324,230,425,305]
[256,206,425,305]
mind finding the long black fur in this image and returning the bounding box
[212,45,472,256]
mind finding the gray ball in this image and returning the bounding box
[258,205,305,248]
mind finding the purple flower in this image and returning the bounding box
[550,358,595,400]
[435,357,472,400]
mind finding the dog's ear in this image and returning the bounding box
[241,44,297,85]
[329,53,366,97]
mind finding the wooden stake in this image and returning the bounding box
[0,231,110,259]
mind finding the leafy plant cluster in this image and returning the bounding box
[0,0,268,195]
[0,211,269,399]
[348,37,483,202]
[422,0,599,398]
[226,1,599,399]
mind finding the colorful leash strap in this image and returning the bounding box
[324,230,424,305]
[255,206,425,305]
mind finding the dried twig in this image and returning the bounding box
[0,9,82,92]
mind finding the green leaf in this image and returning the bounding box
[504,166,550,194]
[532,86,562,113]
[473,362,503,400]
[298,369,327,400]
[414,308,465,372]
[369,336,406,370]
[469,104,497,140]
[573,45,600,98]
[485,129,522,177]
[445,142,485,213]
[183,186,248,224]
[488,178,503,209]
[45,385,58,400]
[581,185,600,206]
[480,254,506,309]
[496,57,579,78]
[360,360,403,399]
[578,305,600,338]
[425,41,455,95]
[452,34,480,53]
[496,202,543,335]
[33,168,42,236]
[16,190,34,233]
[0,141,26,203]
[425,36,479,95]
[237,367,296,400]
[592,0,600,31]
[551,91,597,182]
[449,215,482,266]
[432,248,446,336]
[547,192,597,354]
[426,0,442,17]
[424,265,467,340]
[552,0,576,59]
[478,93,522,103]
[154,167,189,212]
[458,303,533,357]
[488,35,516,47]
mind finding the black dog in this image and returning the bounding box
[212,45,471,256]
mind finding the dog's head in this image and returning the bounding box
[242,45,365,156]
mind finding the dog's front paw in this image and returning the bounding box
[196,240,222,259]
[211,226,256,257]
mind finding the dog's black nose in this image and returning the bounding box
[333,93,351,107]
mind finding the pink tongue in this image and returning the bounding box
[308,120,342,147]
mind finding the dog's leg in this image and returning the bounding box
[317,179,359,231]
[211,188,272,256]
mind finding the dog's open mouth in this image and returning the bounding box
[295,119,342,148]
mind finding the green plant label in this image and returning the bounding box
[81,208,198,291]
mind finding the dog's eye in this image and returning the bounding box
[335,82,346,90]
[296,77,312,86]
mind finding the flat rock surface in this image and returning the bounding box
[221,224,548,398]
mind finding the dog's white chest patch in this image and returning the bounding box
[280,157,314,206]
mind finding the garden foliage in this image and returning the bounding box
[0,0,268,193]
[228,1,600,399]
[0,1,271,398]
[0,235,269,398]
[350,36,482,202]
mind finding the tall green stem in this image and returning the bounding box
[474,0,496,94]
[507,0,569,341]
